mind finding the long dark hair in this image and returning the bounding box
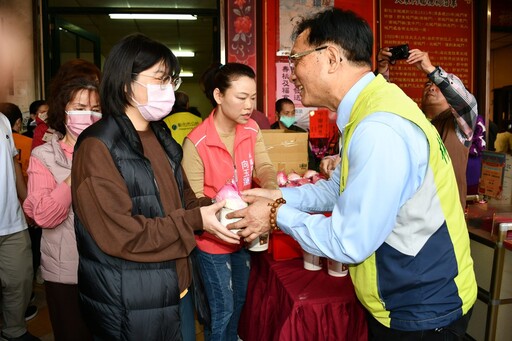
[100,33,181,117]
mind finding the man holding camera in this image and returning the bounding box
[377,47,478,208]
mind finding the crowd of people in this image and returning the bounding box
[0,6,507,341]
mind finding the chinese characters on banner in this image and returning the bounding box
[309,109,337,139]
[275,62,312,129]
[379,0,473,105]
[275,62,339,157]
[275,62,300,105]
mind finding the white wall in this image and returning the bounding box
[0,0,36,115]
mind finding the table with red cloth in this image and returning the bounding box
[238,252,368,341]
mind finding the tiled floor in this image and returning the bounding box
[27,282,205,341]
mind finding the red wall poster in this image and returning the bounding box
[379,0,474,105]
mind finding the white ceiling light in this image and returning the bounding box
[109,14,197,20]
[173,50,195,57]
[180,71,194,78]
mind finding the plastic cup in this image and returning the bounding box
[248,232,269,252]
[303,250,322,271]
[327,259,348,277]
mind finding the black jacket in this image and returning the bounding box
[74,114,184,341]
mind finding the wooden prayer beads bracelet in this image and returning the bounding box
[268,198,286,231]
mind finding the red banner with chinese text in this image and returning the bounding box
[309,109,337,139]
[379,0,474,105]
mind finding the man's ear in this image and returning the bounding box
[326,46,342,71]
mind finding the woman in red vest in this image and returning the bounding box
[182,63,278,341]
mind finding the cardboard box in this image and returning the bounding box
[478,151,512,205]
[261,129,309,175]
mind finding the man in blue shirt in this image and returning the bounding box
[226,8,476,340]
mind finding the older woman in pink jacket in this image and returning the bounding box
[23,59,100,341]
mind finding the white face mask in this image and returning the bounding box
[133,82,175,121]
[65,110,102,137]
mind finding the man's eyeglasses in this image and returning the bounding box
[133,73,182,91]
[288,46,328,73]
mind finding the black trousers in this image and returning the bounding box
[27,224,41,277]
[367,308,473,341]
[45,281,92,341]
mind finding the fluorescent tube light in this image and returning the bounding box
[109,14,197,20]
[180,71,194,78]
[173,51,195,57]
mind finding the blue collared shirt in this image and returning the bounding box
[278,72,429,263]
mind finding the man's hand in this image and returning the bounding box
[319,155,340,179]
[406,49,436,75]
[240,188,282,201]
[225,195,276,243]
[200,200,241,244]
[377,47,392,70]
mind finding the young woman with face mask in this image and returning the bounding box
[71,34,235,341]
[182,63,278,341]
[23,59,101,341]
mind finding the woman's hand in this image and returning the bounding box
[200,200,241,244]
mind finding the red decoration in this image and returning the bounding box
[226,0,257,71]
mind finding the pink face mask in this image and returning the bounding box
[133,82,175,121]
[65,110,102,137]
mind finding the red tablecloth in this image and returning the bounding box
[239,253,367,341]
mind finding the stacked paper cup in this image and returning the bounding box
[303,250,322,271]
[327,259,348,277]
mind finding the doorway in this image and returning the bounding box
[43,2,220,116]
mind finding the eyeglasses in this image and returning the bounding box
[133,73,182,91]
[288,46,328,73]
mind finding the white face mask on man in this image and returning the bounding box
[132,82,176,121]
